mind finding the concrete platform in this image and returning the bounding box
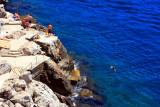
[0,55,50,68]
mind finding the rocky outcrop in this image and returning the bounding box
[0,71,68,107]
[36,39,69,63]
[40,59,73,96]
[0,4,6,18]
[79,89,93,98]
[0,6,81,106]
[32,37,80,95]
[58,55,74,73]
[20,42,42,55]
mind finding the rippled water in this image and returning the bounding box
[6,0,160,106]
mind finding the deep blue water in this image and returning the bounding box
[6,0,160,106]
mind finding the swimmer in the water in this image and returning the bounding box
[111,66,116,71]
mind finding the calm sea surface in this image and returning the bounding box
[6,0,160,106]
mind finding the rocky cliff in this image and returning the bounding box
[0,71,68,107]
[0,4,80,107]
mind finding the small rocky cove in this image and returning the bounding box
[0,1,93,107]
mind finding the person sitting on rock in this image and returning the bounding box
[43,29,48,35]
[14,12,20,21]
[48,24,52,36]
[22,18,26,29]
[28,14,33,25]
[25,20,30,31]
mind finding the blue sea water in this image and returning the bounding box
[6,0,160,106]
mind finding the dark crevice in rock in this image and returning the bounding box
[38,62,72,96]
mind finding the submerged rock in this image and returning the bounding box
[79,89,93,98]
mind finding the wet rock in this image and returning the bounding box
[20,42,41,55]
[79,89,93,98]
[69,70,80,82]
[0,4,6,18]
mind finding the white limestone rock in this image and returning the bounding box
[0,75,68,107]
[19,71,32,84]
[20,41,42,55]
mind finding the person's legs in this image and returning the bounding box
[29,20,32,26]
[26,25,29,31]
[48,29,52,36]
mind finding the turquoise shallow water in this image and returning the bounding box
[6,0,160,106]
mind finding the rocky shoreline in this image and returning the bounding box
[0,1,83,107]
